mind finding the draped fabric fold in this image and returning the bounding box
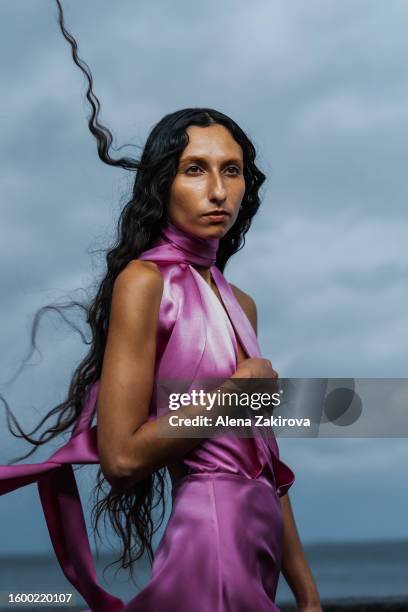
[0,221,295,611]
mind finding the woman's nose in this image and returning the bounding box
[208,173,227,201]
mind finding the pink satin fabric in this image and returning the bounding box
[0,221,295,611]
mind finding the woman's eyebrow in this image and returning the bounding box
[179,155,243,166]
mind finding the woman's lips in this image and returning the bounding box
[202,212,230,222]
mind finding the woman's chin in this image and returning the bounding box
[198,218,232,239]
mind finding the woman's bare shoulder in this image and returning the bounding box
[113,259,163,303]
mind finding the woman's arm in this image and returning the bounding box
[97,260,209,490]
[280,493,322,610]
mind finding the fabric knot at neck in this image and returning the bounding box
[142,221,219,267]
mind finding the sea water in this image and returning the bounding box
[0,539,407,609]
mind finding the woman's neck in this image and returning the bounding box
[194,265,212,287]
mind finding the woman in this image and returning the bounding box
[0,3,322,611]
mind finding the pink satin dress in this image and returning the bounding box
[0,222,295,611]
[133,224,296,611]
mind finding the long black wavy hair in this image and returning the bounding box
[1,0,266,582]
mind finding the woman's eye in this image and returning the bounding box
[186,165,201,174]
[226,166,240,175]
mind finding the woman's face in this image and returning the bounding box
[168,124,246,239]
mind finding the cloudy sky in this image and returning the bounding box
[0,0,407,557]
